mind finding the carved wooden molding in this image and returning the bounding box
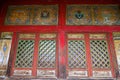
[93,71,112,77]
[68,70,88,77]
[37,70,56,77]
[13,70,32,76]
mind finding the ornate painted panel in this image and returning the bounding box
[93,5,120,25]
[1,32,13,39]
[66,5,120,25]
[33,5,58,25]
[5,5,58,25]
[66,5,93,25]
[5,6,31,25]
[0,39,12,77]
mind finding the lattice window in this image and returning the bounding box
[90,40,110,68]
[38,40,56,68]
[15,40,34,68]
[68,40,86,68]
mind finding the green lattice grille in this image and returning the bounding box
[38,40,56,68]
[90,40,110,68]
[15,40,34,68]
[68,40,86,68]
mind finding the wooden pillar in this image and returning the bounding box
[32,33,39,76]
[58,31,66,79]
[108,32,118,78]
[10,32,18,76]
[84,33,92,77]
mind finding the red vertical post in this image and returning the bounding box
[107,32,117,78]
[84,33,92,77]
[10,32,18,76]
[58,31,66,79]
[32,33,39,76]
[59,4,66,26]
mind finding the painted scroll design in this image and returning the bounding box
[5,5,58,25]
[0,39,12,77]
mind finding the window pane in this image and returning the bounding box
[68,40,86,68]
[90,40,110,68]
[38,40,56,68]
[15,40,34,68]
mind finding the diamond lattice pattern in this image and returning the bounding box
[38,40,56,68]
[68,40,86,68]
[15,40,34,68]
[90,40,110,68]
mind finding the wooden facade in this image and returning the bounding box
[0,0,120,80]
